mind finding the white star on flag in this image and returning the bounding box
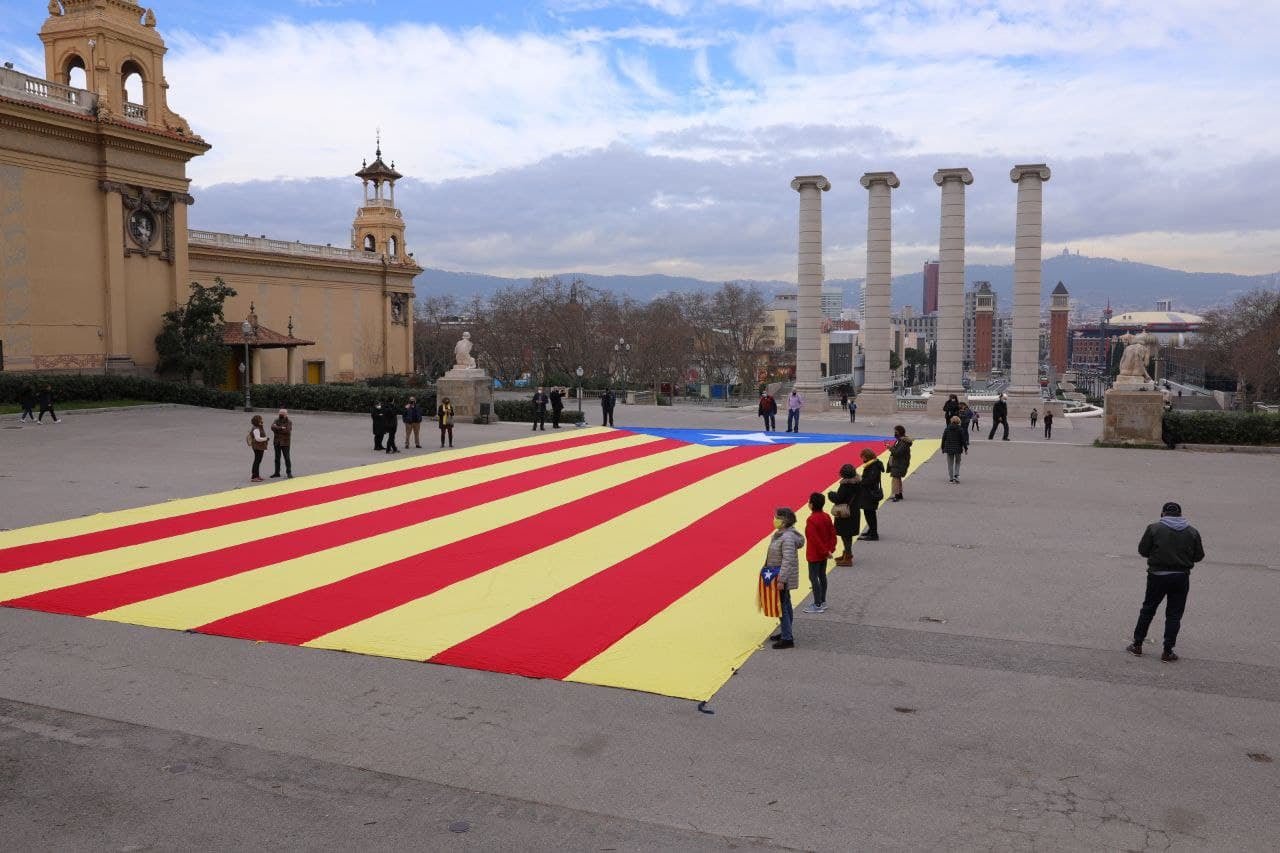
[701,432,779,444]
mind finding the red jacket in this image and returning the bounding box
[805,511,836,562]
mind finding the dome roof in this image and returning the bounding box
[1110,310,1203,326]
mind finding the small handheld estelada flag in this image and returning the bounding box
[757,565,781,617]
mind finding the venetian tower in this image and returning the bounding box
[352,138,410,263]
[1049,281,1070,375]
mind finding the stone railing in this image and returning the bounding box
[362,198,396,208]
[895,398,927,411]
[0,66,97,116]
[188,230,385,264]
[123,100,147,122]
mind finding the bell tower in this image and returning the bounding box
[351,136,410,263]
[39,0,193,134]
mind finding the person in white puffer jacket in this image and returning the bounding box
[765,507,805,649]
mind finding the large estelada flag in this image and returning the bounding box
[0,427,936,701]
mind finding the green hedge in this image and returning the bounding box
[1162,411,1280,446]
[0,374,434,415]
[495,400,588,423]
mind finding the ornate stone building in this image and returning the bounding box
[0,0,418,383]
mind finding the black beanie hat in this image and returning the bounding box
[1161,501,1182,516]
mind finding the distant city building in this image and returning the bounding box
[1069,302,1203,368]
[1155,298,1173,312]
[970,282,995,379]
[821,285,843,321]
[922,261,940,314]
[1049,281,1070,374]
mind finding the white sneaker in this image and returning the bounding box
[802,604,822,614]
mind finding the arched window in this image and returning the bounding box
[387,235,398,257]
[363,234,376,252]
[64,54,86,90]
[120,60,145,117]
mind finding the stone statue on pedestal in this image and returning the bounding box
[454,331,476,370]
[1114,332,1157,389]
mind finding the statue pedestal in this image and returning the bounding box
[438,370,497,422]
[1103,389,1163,444]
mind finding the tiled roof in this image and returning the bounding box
[221,322,315,348]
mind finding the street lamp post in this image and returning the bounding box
[613,337,630,397]
[575,365,584,423]
[241,318,253,411]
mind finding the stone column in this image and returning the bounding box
[856,171,900,415]
[1008,164,1051,411]
[931,167,973,415]
[790,175,831,400]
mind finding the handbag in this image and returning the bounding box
[832,503,852,519]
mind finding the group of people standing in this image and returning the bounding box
[530,387,615,429]
[246,409,293,482]
[763,426,913,648]
[371,396,455,452]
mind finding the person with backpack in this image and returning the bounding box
[941,415,969,483]
[1029,408,1039,429]
[803,493,836,614]
[246,415,268,482]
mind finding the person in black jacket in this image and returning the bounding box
[1042,409,1054,439]
[886,425,912,501]
[403,397,423,448]
[857,447,884,541]
[382,398,400,454]
[942,394,960,423]
[601,388,616,427]
[941,415,969,483]
[549,387,564,428]
[370,401,385,450]
[18,384,37,422]
[531,387,548,431]
[826,463,861,566]
[37,384,61,423]
[1127,502,1205,661]
[987,394,1009,440]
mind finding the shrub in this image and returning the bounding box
[494,399,587,423]
[1162,410,1280,446]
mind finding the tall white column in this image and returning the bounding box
[1008,164,1051,405]
[790,175,831,398]
[932,168,972,411]
[857,171,899,415]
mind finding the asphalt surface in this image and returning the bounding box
[2,403,1278,850]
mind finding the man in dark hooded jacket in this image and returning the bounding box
[1126,501,1205,662]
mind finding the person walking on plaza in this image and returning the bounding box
[765,507,804,649]
[943,393,960,423]
[803,493,836,614]
[531,387,549,431]
[758,392,777,432]
[370,401,385,451]
[1126,502,1205,662]
[971,409,980,433]
[37,384,61,423]
[1043,409,1054,439]
[383,399,400,454]
[839,390,848,412]
[437,397,455,448]
[886,425,913,501]
[1029,408,1038,429]
[827,463,860,567]
[941,415,969,483]
[549,387,564,428]
[987,393,1010,440]
[786,390,803,433]
[601,388,617,427]
[247,415,268,482]
[958,402,973,433]
[848,397,857,424]
[403,397,423,448]
[857,447,884,540]
[270,408,293,479]
[18,384,36,422]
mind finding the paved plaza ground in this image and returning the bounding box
[1,403,1278,850]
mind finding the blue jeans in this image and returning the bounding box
[787,410,800,432]
[808,560,828,607]
[779,589,794,641]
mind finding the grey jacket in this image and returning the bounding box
[765,527,805,590]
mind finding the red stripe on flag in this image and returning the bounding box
[0,430,628,574]
[429,441,874,680]
[196,444,780,646]
[3,438,680,617]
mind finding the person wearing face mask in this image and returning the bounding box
[763,507,805,649]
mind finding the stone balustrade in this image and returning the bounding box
[896,398,928,411]
[123,101,147,122]
[188,230,387,264]
[0,66,96,116]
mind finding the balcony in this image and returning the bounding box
[0,66,97,117]
[188,230,385,264]
[123,101,147,122]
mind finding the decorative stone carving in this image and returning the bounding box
[1114,332,1158,388]
[100,181,195,264]
[389,292,408,325]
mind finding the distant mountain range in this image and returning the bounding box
[415,253,1279,316]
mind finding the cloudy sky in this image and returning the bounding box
[4,1,1277,280]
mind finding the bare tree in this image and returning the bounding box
[412,294,461,380]
[1192,289,1280,403]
